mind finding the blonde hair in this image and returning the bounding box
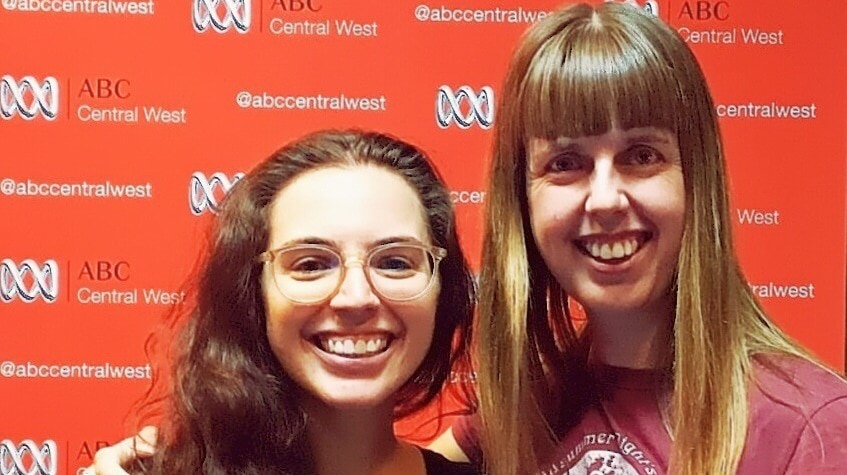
[478,3,816,474]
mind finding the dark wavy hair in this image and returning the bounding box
[135,130,475,474]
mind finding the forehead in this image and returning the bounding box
[267,165,429,248]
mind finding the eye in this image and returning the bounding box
[369,246,427,278]
[375,256,414,271]
[547,153,584,173]
[291,257,334,273]
[280,251,340,280]
[622,146,664,166]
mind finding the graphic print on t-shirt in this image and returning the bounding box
[536,432,660,475]
[569,450,640,475]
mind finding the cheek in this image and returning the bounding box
[639,178,686,270]
[262,276,305,356]
[416,291,439,337]
[651,181,686,241]
[402,291,439,357]
[528,187,551,237]
[264,304,294,354]
[262,276,282,337]
[656,170,685,216]
[528,188,577,247]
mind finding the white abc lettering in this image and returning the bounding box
[0,259,59,303]
[0,439,57,475]
[0,76,59,121]
[193,0,252,33]
[436,85,494,129]
[189,172,245,215]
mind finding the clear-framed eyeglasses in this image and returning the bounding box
[257,242,447,304]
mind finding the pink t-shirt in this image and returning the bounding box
[454,356,847,474]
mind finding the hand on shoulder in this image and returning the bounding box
[80,426,158,475]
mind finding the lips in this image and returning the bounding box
[312,334,394,359]
[575,231,651,264]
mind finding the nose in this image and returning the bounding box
[584,159,628,220]
[329,259,380,311]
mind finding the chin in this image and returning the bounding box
[315,392,395,411]
[580,292,672,319]
[309,381,399,410]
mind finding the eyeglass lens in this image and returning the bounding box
[273,245,437,302]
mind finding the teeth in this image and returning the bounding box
[612,242,624,258]
[585,238,640,261]
[319,336,389,358]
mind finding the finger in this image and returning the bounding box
[92,426,158,475]
[92,442,132,475]
[133,426,158,457]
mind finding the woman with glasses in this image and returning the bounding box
[85,130,478,475]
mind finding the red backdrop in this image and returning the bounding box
[2,0,845,473]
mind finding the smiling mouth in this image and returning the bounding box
[313,335,393,359]
[575,232,651,264]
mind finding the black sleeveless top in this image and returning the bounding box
[420,448,480,475]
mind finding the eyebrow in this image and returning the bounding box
[623,134,671,146]
[549,134,671,149]
[277,235,425,249]
[282,237,334,247]
[372,236,425,246]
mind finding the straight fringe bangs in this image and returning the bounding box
[517,6,682,143]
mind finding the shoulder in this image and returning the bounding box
[751,354,847,412]
[420,448,480,475]
[447,414,483,466]
[740,354,847,473]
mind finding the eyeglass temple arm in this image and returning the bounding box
[432,247,447,259]
[256,251,274,263]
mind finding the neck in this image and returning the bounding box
[304,399,422,475]
[587,300,674,369]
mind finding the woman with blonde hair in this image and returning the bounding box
[457,2,847,474]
